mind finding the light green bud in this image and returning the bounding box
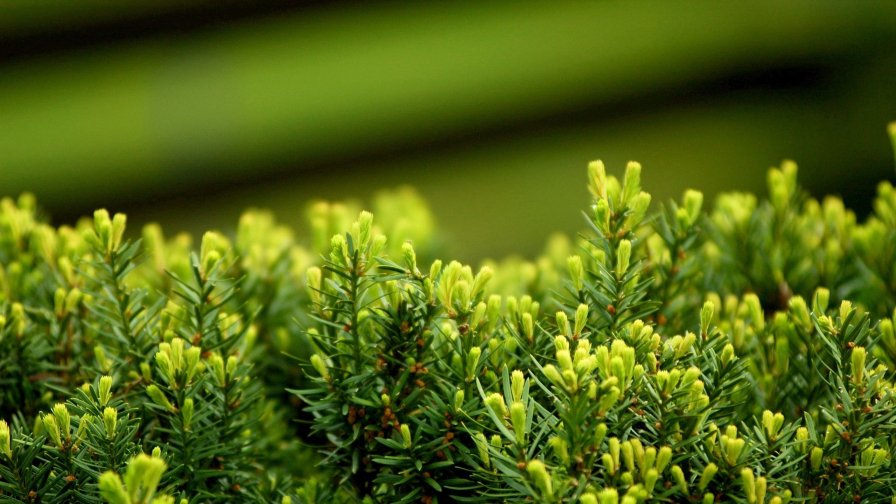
[795,427,809,452]
[521,312,534,342]
[52,404,71,440]
[454,389,464,411]
[681,367,701,389]
[788,296,812,330]
[104,407,118,439]
[756,476,767,504]
[98,472,129,504]
[42,414,62,448]
[567,255,585,292]
[556,311,571,337]
[200,231,229,275]
[182,398,194,430]
[598,387,620,413]
[463,346,480,381]
[183,346,201,384]
[548,436,568,465]
[644,468,659,491]
[76,413,93,445]
[485,295,502,333]
[726,437,745,466]
[741,468,756,503]
[588,160,608,199]
[616,240,632,279]
[558,347,575,373]
[357,211,374,247]
[839,300,853,322]
[485,393,506,418]
[597,488,618,504]
[630,438,645,467]
[721,344,736,367]
[98,375,114,406]
[310,354,329,381]
[471,266,493,300]
[54,288,66,317]
[401,242,417,271]
[824,425,837,447]
[628,191,652,227]
[656,446,672,474]
[602,453,616,476]
[124,453,167,503]
[11,303,26,337]
[226,356,238,377]
[580,493,598,504]
[428,259,443,282]
[594,198,611,232]
[111,213,127,252]
[0,420,11,458]
[813,287,830,313]
[543,364,564,388]
[609,437,620,467]
[473,432,490,468]
[208,353,226,385]
[684,189,703,225]
[698,303,715,340]
[762,410,785,442]
[574,304,588,336]
[305,267,322,305]
[670,465,687,493]
[526,460,553,499]
[93,209,112,250]
[610,356,626,384]
[510,402,527,445]
[400,424,412,448]
[594,423,608,447]
[810,447,824,470]
[642,447,657,480]
[622,161,642,205]
[852,346,866,385]
[743,293,764,332]
[146,385,176,412]
[511,370,525,403]
[698,463,718,491]
[621,440,635,473]
[471,302,487,329]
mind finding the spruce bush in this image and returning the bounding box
[2,127,896,503]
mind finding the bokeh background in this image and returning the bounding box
[2,1,896,263]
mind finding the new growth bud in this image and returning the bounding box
[698,463,718,491]
[616,240,632,279]
[400,424,411,448]
[683,189,704,226]
[0,420,11,458]
[511,370,525,403]
[104,407,118,439]
[851,346,866,385]
[99,375,113,406]
[526,460,553,499]
[567,255,585,292]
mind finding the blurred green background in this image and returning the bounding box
[2,1,895,263]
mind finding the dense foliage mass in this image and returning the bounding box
[3,149,896,502]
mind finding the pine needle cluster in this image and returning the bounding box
[3,126,896,503]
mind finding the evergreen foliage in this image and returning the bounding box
[2,126,896,503]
